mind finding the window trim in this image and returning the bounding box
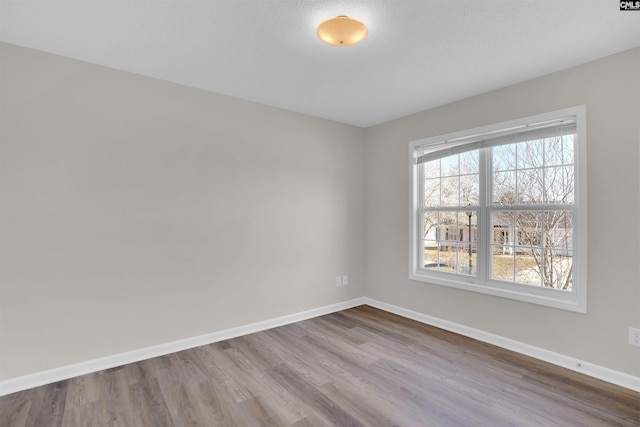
[408,106,587,313]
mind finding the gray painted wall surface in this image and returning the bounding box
[364,47,640,376]
[0,43,365,379]
[1,43,638,380]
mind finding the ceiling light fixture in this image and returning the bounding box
[316,16,368,47]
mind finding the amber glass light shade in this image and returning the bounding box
[316,16,368,47]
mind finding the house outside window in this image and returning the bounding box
[409,106,587,312]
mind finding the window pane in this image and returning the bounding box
[545,135,574,166]
[544,166,574,204]
[460,210,476,276]
[441,176,459,206]
[492,249,514,282]
[542,250,573,291]
[492,210,514,246]
[424,244,457,273]
[517,168,544,204]
[424,178,440,207]
[460,173,479,206]
[424,211,438,241]
[493,144,515,172]
[460,243,476,276]
[543,211,573,250]
[424,159,440,178]
[442,244,460,272]
[544,136,563,166]
[516,211,542,247]
[492,211,516,282]
[517,140,543,169]
[440,154,459,176]
[493,171,516,204]
[422,210,476,277]
[561,135,575,166]
[460,150,479,174]
[460,210,476,242]
[438,211,457,241]
[515,249,541,286]
[423,152,480,208]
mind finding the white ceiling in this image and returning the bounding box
[1,1,639,128]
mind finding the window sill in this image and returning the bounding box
[409,270,586,313]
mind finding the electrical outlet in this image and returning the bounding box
[335,276,342,287]
[629,327,640,347]
[342,275,348,286]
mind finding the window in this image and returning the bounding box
[409,106,586,312]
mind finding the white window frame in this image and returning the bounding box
[409,106,587,313]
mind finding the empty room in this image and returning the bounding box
[1,1,639,426]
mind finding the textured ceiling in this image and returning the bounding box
[1,1,639,127]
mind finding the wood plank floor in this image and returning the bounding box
[1,305,638,426]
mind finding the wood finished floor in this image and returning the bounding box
[1,305,638,426]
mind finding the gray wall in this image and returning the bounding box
[0,43,365,379]
[364,47,640,376]
[2,43,639,381]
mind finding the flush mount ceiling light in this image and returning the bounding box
[316,16,368,47]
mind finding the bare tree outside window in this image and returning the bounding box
[491,135,575,290]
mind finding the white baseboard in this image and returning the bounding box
[0,297,367,396]
[3,296,638,396]
[363,297,640,393]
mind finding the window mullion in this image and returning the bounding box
[477,147,489,282]
[416,157,425,271]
